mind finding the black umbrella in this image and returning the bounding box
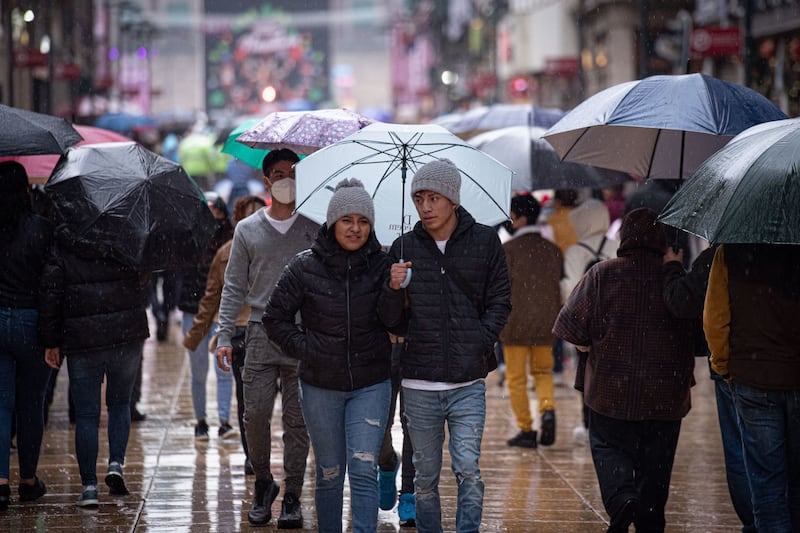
[45,142,217,270]
[0,104,83,156]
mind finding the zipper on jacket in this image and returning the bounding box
[346,256,354,389]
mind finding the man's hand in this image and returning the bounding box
[45,347,61,369]
[216,346,232,372]
[389,261,412,290]
[663,247,684,265]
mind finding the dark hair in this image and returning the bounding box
[510,194,541,226]
[233,195,266,223]
[0,161,31,229]
[262,148,300,176]
[554,189,578,207]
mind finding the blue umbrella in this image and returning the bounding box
[543,73,787,180]
[95,112,156,135]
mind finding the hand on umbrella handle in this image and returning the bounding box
[390,260,413,290]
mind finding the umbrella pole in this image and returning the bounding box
[399,144,412,288]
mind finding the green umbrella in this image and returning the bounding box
[221,119,268,169]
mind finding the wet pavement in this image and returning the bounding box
[2,316,742,532]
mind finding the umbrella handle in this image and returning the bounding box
[398,258,412,288]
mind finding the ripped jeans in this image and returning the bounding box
[299,378,391,533]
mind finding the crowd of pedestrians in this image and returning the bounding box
[2,135,798,533]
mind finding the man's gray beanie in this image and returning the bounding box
[326,178,375,227]
[411,158,461,204]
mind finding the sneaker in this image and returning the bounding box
[244,458,255,476]
[378,453,399,510]
[573,425,589,446]
[398,492,416,528]
[105,462,129,496]
[277,492,303,529]
[248,479,279,526]
[194,421,209,441]
[77,485,99,508]
[130,406,147,422]
[540,409,556,446]
[507,430,538,448]
[0,484,10,510]
[18,477,47,502]
[218,422,238,440]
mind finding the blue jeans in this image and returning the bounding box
[67,341,143,487]
[300,379,391,533]
[731,381,800,533]
[182,313,233,423]
[0,307,52,480]
[714,377,756,533]
[403,381,486,533]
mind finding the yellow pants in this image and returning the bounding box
[504,344,555,432]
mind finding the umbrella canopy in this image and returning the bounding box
[295,122,513,246]
[468,126,631,191]
[94,112,156,135]
[0,125,131,184]
[658,117,800,244]
[433,103,566,139]
[221,118,270,169]
[45,142,217,270]
[235,108,374,155]
[0,104,83,156]
[544,73,787,180]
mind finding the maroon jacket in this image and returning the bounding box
[553,210,697,421]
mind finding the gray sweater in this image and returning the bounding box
[216,209,318,360]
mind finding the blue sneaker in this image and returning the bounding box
[105,461,129,496]
[378,454,399,510]
[77,485,99,508]
[398,492,416,528]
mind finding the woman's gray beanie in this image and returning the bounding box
[326,178,375,227]
[410,158,461,204]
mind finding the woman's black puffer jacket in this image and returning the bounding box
[39,241,150,355]
[263,225,392,392]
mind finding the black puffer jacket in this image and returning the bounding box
[39,241,150,355]
[178,217,234,314]
[378,207,511,383]
[263,225,393,391]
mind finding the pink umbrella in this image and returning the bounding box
[234,108,374,155]
[0,125,132,184]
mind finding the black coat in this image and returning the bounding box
[39,242,150,354]
[262,225,393,392]
[178,217,234,314]
[378,207,511,383]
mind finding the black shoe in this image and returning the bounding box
[507,430,537,448]
[18,477,46,502]
[194,421,210,441]
[607,497,639,533]
[277,492,303,529]
[248,479,279,526]
[540,409,556,446]
[0,484,9,510]
[130,407,147,422]
[156,320,168,341]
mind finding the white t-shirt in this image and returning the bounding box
[265,211,298,234]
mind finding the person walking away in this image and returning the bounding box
[183,195,266,473]
[553,208,697,533]
[178,191,234,441]
[264,178,395,533]
[704,243,800,532]
[559,198,619,444]
[0,162,53,509]
[40,229,150,507]
[501,194,562,448]
[378,158,511,533]
[214,149,318,528]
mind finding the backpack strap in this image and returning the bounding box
[578,235,607,259]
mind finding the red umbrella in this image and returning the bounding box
[0,125,132,184]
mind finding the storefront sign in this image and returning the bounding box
[690,27,741,58]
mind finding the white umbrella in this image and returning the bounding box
[294,122,512,246]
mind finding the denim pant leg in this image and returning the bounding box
[183,313,209,421]
[732,382,795,533]
[403,387,446,533]
[104,342,142,465]
[0,344,13,480]
[444,382,486,533]
[68,354,107,486]
[714,379,756,533]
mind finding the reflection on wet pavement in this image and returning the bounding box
[1,317,741,532]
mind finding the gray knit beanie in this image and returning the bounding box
[411,158,461,204]
[326,178,375,227]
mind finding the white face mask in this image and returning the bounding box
[270,178,296,204]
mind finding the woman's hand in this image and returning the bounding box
[44,347,61,369]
